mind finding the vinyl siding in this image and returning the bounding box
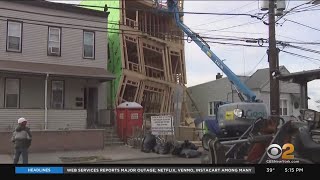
[0,109,87,131]
[47,110,87,130]
[0,109,44,131]
[0,1,108,68]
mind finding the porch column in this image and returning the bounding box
[300,81,308,109]
[45,73,49,130]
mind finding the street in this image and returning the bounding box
[101,157,202,164]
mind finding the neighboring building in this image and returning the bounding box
[0,0,114,131]
[187,66,301,120]
[80,0,186,117]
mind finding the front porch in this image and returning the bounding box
[0,60,115,132]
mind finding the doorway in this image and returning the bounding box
[84,87,98,128]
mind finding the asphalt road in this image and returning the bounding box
[102,157,202,164]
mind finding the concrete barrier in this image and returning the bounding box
[0,129,104,153]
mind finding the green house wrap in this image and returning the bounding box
[80,0,122,109]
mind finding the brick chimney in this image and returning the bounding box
[216,73,223,79]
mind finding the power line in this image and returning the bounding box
[281,50,320,63]
[284,44,320,55]
[191,2,257,27]
[276,0,314,23]
[201,20,262,34]
[248,52,267,75]
[207,41,267,48]
[76,4,262,18]
[284,19,320,32]
[0,15,272,48]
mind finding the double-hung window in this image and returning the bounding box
[48,27,61,56]
[83,31,95,59]
[280,99,288,116]
[7,21,22,52]
[5,78,20,108]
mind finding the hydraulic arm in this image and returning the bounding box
[165,0,257,102]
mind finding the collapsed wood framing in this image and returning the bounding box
[117,0,186,116]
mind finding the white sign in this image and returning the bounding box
[151,116,174,135]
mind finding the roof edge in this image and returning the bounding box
[6,0,109,18]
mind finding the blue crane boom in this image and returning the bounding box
[164,0,257,102]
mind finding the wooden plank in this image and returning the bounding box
[136,38,142,73]
[153,14,156,37]
[148,12,151,36]
[163,46,168,82]
[138,39,145,75]
[121,0,126,25]
[144,12,147,33]
[140,38,164,50]
[134,81,140,102]
[181,49,187,84]
[157,15,160,39]
[160,88,167,113]
[136,10,139,29]
[167,48,173,82]
[120,34,127,69]
[137,81,145,103]
[116,75,124,105]
[123,37,129,69]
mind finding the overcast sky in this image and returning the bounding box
[54,0,320,110]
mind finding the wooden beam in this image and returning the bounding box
[157,15,160,39]
[138,82,145,104]
[134,81,140,102]
[138,39,145,75]
[123,38,130,70]
[144,12,147,33]
[119,33,127,70]
[160,88,167,113]
[148,12,151,36]
[181,49,187,84]
[153,14,156,37]
[136,10,139,30]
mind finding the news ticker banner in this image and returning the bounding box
[15,167,255,174]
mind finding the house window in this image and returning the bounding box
[5,78,20,108]
[208,102,213,116]
[51,80,64,109]
[48,27,61,56]
[83,31,95,59]
[280,99,288,116]
[7,21,22,52]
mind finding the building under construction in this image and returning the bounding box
[81,0,187,117]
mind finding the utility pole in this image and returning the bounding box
[268,0,280,119]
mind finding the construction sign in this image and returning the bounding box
[151,116,174,135]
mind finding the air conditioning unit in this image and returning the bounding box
[49,47,60,55]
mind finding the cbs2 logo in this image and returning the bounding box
[267,143,294,159]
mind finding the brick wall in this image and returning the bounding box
[0,130,104,153]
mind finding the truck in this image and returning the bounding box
[155,0,269,138]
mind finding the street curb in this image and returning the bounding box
[86,155,175,164]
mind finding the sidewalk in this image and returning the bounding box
[0,145,173,164]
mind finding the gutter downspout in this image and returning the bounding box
[45,73,49,130]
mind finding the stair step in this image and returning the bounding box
[104,142,125,146]
[104,138,122,142]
